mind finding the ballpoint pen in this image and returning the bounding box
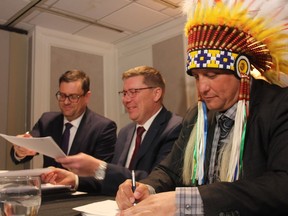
[132,170,136,191]
[131,170,137,205]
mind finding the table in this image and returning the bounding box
[38,191,113,216]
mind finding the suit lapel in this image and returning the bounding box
[133,108,168,165]
[51,115,64,147]
[118,125,136,165]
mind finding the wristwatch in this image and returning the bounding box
[94,162,107,180]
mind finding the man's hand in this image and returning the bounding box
[117,191,176,216]
[55,153,101,176]
[41,168,76,188]
[116,180,151,210]
[13,133,36,158]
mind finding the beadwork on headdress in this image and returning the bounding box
[183,0,288,86]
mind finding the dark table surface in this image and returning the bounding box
[38,190,113,216]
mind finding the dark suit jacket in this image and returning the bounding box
[10,108,117,167]
[78,107,182,195]
[141,79,288,216]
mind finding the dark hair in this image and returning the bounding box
[59,69,90,94]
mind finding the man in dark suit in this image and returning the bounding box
[10,69,117,168]
[115,1,288,215]
[41,66,182,195]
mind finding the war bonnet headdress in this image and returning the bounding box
[182,0,288,184]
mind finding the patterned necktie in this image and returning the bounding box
[129,126,145,170]
[61,122,73,155]
[214,115,234,181]
[218,115,234,140]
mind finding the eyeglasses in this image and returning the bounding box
[55,91,85,103]
[118,87,155,98]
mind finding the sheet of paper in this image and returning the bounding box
[0,168,52,177]
[73,200,119,216]
[41,183,71,191]
[0,133,66,159]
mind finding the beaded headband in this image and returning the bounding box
[187,49,250,77]
[183,0,288,86]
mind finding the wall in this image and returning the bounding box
[153,35,187,117]
[0,30,29,170]
[0,30,9,170]
[50,47,104,114]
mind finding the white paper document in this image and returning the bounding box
[41,183,72,191]
[0,133,66,159]
[0,168,52,177]
[73,200,119,216]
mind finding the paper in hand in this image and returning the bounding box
[0,133,66,159]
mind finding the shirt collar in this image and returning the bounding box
[137,106,163,131]
[63,111,85,129]
[216,103,237,122]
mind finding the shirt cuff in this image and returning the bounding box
[146,184,156,195]
[94,161,107,180]
[73,174,79,191]
[14,151,25,161]
[176,187,204,216]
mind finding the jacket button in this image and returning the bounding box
[233,210,240,216]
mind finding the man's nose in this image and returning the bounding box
[198,78,210,94]
[122,94,132,103]
[63,97,71,104]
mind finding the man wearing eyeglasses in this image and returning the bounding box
[41,66,182,195]
[10,69,117,170]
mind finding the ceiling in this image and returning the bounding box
[0,0,183,44]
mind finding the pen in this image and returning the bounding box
[131,170,136,205]
[24,131,31,137]
[132,170,136,192]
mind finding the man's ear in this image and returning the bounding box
[153,87,163,102]
[85,91,92,102]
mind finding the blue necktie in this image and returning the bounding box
[61,123,73,155]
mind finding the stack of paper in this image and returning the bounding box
[0,133,66,159]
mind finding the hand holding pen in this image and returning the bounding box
[115,175,152,210]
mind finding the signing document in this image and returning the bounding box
[0,133,66,159]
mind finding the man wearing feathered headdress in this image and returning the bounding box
[115,0,288,215]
